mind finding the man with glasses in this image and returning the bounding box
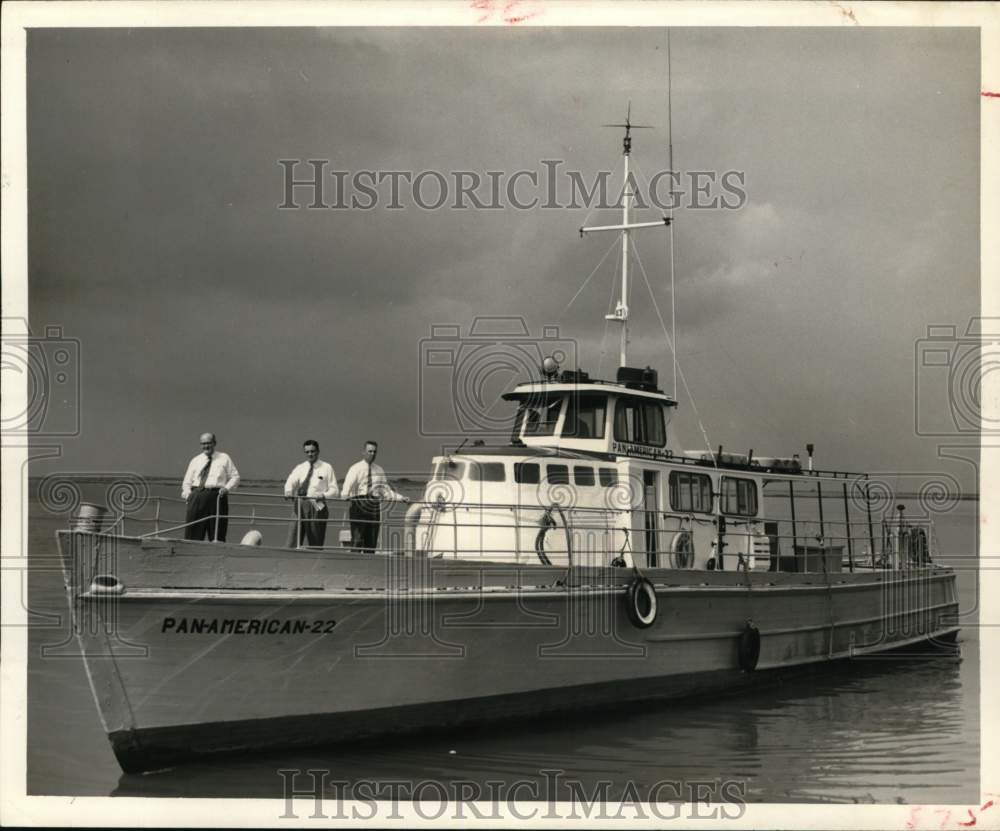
[181,432,240,542]
[283,439,339,548]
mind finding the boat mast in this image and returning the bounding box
[580,103,670,368]
[617,121,632,367]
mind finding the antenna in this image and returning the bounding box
[581,102,669,367]
[602,100,653,156]
[667,29,678,400]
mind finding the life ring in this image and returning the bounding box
[625,576,657,628]
[737,620,761,672]
[670,531,695,569]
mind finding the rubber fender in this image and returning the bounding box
[240,530,263,546]
[738,620,761,672]
[625,576,657,628]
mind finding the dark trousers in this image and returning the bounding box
[185,488,228,542]
[349,498,381,553]
[287,499,329,548]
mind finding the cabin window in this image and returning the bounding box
[669,470,713,513]
[598,467,619,487]
[547,464,570,485]
[468,462,506,482]
[573,466,595,486]
[562,393,607,439]
[514,462,540,484]
[613,396,666,447]
[515,398,563,438]
[721,476,758,516]
[433,460,466,481]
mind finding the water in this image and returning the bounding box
[25,480,980,802]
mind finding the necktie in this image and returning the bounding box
[299,462,314,497]
[198,454,213,488]
[366,463,372,497]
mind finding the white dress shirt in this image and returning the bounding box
[181,451,240,499]
[341,460,405,501]
[284,460,339,502]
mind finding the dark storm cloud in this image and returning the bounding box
[27,27,979,481]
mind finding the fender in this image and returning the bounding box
[624,576,657,628]
[737,620,761,672]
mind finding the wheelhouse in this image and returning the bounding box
[503,365,677,457]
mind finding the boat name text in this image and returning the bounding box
[612,441,673,461]
[161,617,337,635]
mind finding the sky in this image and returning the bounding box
[25,26,980,488]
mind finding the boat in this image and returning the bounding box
[55,110,960,776]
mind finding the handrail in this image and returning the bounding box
[115,490,938,572]
[70,474,937,571]
[142,486,924,521]
[125,494,935,530]
[124,496,936,532]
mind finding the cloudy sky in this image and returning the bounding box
[27,26,979,486]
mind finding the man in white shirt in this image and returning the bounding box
[284,439,339,548]
[341,440,409,553]
[181,432,240,542]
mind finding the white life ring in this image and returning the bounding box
[625,577,658,628]
[670,531,695,569]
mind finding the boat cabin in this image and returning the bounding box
[412,362,890,576]
[504,365,676,459]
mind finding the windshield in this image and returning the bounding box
[562,393,607,439]
[511,397,563,439]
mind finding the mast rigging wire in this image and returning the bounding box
[630,235,717,466]
[561,233,622,316]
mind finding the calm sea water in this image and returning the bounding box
[25,481,980,803]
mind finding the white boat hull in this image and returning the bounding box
[56,530,961,773]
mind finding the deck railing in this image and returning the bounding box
[77,488,940,574]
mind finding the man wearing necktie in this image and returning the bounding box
[341,440,409,553]
[181,432,240,542]
[283,439,339,548]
